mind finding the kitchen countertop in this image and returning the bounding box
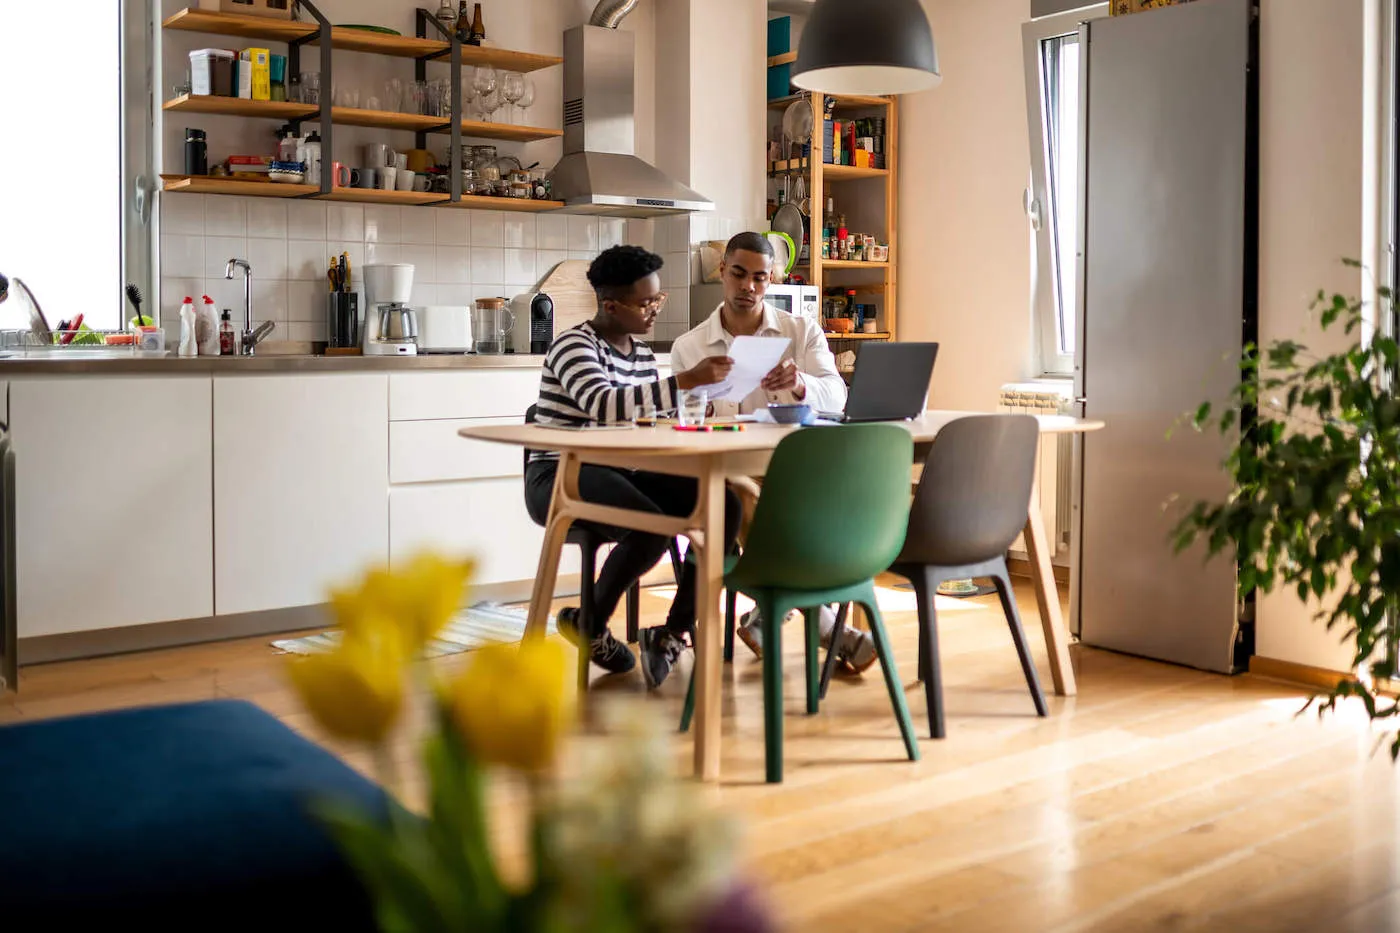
[0,350,670,376]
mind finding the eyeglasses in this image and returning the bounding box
[611,292,668,314]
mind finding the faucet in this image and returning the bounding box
[224,258,274,355]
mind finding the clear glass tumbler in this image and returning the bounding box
[678,389,709,428]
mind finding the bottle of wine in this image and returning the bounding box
[455,1,470,40]
[467,3,485,46]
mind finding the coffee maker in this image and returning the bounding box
[363,263,418,356]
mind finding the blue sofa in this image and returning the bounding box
[0,698,385,930]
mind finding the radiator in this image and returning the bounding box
[998,384,1073,563]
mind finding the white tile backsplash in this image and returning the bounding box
[158,195,651,330]
[287,201,327,240]
[436,246,472,284]
[471,211,505,246]
[205,197,247,237]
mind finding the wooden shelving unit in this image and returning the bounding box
[769,92,899,342]
[160,7,565,212]
[162,9,561,71]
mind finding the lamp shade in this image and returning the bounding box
[792,0,941,96]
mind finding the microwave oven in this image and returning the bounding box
[687,283,821,330]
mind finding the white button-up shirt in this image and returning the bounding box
[670,302,848,417]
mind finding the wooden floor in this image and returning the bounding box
[5,577,1399,933]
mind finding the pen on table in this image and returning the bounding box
[673,425,712,432]
[712,424,745,431]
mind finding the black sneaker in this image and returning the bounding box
[556,607,636,675]
[638,626,687,690]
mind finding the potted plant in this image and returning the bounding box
[285,552,775,932]
[1174,266,1400,753]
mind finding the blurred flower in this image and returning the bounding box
[448,638,573,772]
[330,552,474,652]
[286,616,406,744]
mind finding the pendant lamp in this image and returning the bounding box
[792,0,941,96]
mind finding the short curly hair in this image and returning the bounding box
[587,245,665,302]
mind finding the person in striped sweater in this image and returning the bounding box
[525,245,740,689]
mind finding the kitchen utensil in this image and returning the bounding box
[535,260,594,335]
[471,298,513,354]
[529,292,553,354]
[782,98,814,157]
[363,263,417,356]
[340,253,350,293]
[125,284,148,327]
[767,403,814,425]
[377,167,397,190]
[337,24,403,35]
[395,169,415,191]
[418,305,473,353]
[771,179,805,257]
[765,231,797,277]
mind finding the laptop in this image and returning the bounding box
[819,342,940,423]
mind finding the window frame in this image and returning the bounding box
[123,0,157,319]
[1022,4,1107,377]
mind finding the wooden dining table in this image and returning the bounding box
[460,411,1105,782]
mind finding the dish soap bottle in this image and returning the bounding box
[219,310,237,356]
[177,297,197,357]
[197,295,220,355]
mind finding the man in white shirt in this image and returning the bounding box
[671,232,847,417]
[669,232,875,672]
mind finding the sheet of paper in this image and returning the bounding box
[699,335,791,402]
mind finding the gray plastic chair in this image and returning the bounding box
[827,415,1049,738]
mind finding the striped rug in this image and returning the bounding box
[272,603,558,658]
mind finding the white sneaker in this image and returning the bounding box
[737,605,876,672]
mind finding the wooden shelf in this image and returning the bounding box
[163,94,316,120]
[825,163,889,181]
[431,119,564,143]
[768,51,798,67]
[767,93,895,111]
[435,196,565,213]
[823,260,891,270]
[162,9,561,71]
[162,175,318,198]
[823,331,891,340]
[316,189,449,205]
[330,107,448,132]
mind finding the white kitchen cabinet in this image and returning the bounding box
[214,374,388,615]
[389,416,523,485]
[389,370,541,422]
[11,376,214,636]
[390,479,579,586]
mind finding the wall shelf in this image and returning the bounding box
[163,94,316,120]
[162,175,319,197]
[823,332,891,341]
[161,8,562,71]
[330,107,449,133]
[767,51,798,67]
[431,119,564,144]
[767,92,894,111]
[316,189,449,205]
[824,164,889,181]
[822,259,891,271]
[162,175,564,211]
[434,196,565,213]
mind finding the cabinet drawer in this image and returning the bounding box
[390,417,522,485]
[390,479,579,585]
[389,370,540,422]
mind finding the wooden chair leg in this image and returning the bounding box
[803,607,820,714]
[819,603,849,700]
[758,594,785,783]
[993,568,1049,717]
[626,581,640,644]
[861,591,920,763]
[909,567,945,739]
[576,545,597,694]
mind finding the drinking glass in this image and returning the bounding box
[480,86,503,123]
[678,390,709,428]
[516,76,535,125]
[384,77,403,113]
[301,71,320,106]
[472,65,498,115]
[502,71,525,124]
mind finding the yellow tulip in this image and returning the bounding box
[287,620,406,744]
[330,553,474,652]
[448,639,573,772]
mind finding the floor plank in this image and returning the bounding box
[3,578,1392,931]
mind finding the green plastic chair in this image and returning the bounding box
[679,424,921,783]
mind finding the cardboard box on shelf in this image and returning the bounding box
[220,0,294,19]
[1110,0,1198,14]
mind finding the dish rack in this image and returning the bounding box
[0,328,167,356]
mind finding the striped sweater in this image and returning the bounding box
[530,322,678,461]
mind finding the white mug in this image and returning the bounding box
[393,152,408,171]
[365,143,396,169]
[395,169,415,191]
[377,166,398,190]
[412,175,431,192]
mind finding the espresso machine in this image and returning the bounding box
[363,263,418,356]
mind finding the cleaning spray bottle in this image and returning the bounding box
[177,297,197,357]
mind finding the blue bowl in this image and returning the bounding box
[767,403,813,425]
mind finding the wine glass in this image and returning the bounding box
[479,85,503,124]
[515,76,535,127]
[472,65,498,120]
[502,72,525,125]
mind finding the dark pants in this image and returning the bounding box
[524,461,742,638]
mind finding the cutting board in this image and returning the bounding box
[536,259,595,336]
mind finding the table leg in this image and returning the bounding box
[692,460,727,781]
[524,453,577,640]
[1023,473,1076,697]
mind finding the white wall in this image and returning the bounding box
[898,0,1037,411]
[1253,0,1375,673]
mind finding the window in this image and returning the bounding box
[1023,6,1104,375]
[0,1,151,332]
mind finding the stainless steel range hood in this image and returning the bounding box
[551,22,714,218]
